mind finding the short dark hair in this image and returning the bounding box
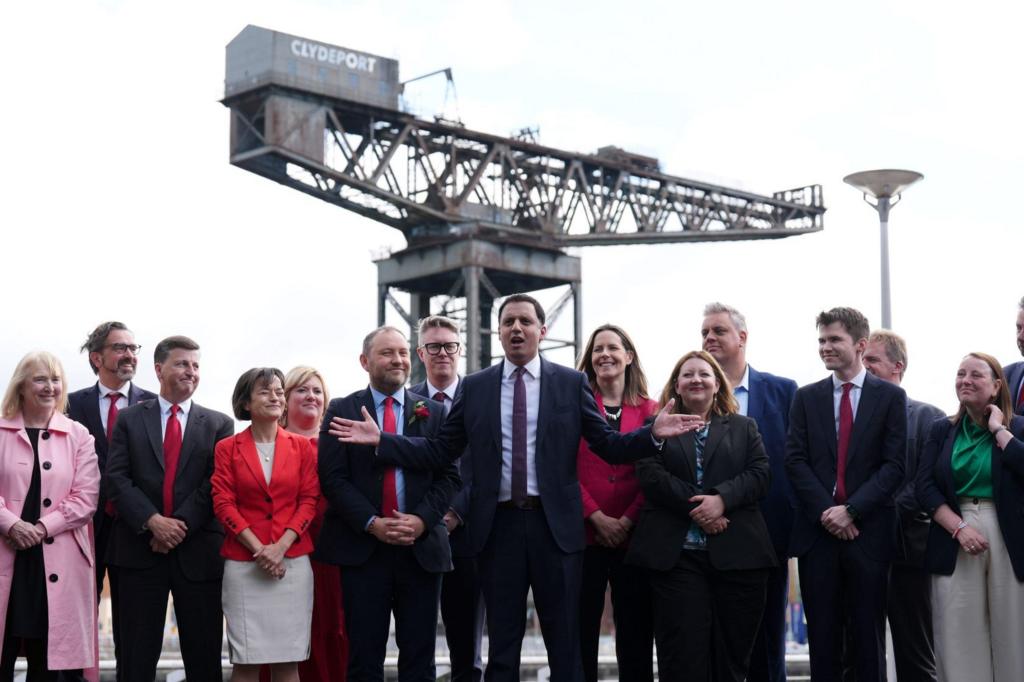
[497,294,546,325]
[816,307,870,343]
[153,335,200,364]
[81,321,131,374]
[231,367,285,421]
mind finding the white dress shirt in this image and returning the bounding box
[733,365,751,417]
[832,368,866,434]
[157,395,192,439]
[499,355,541,501]
[98,382,132,435]
[425,376,460,412]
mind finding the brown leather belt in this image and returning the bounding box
[498,496,542,511]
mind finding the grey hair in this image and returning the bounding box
[702,302,747,333]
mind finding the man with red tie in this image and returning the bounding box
[105,335,234,681]
[66,321,156,675]
[410,315,484,682]
[315,326,460,681]
[1001,296,1024,416]
[785,307,907,682]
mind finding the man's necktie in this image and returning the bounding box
[381,396,399,517]
[511,367,527,505]
[162,405,182,516]
[106,392,122,443]
[432,391,447,403]
[835,383,853,503]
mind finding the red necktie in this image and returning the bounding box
[106,392,122,443]
[835,383,853,503]
[381,397,398,517]
[162,405,182,516]
[432,391,447,403]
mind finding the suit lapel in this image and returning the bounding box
[177,404,206,475]
[404,389,422,437]
[536,358,554,452]
[746,368,764,421]
[82,384,105,446]
[143,401,165,470]
[128,383,146,406]
[239,428,271,493]
[674,431,698,480]
[847,375,879,463]
[814,378,838,461]
[702,416,727,468]
[488,363,503,453]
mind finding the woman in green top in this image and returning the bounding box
[916,352,1024,682]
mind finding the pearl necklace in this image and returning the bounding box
[604,405,622,420]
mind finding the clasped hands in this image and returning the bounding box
[6,520,47,550]
[689,494,728,535]
[370,511,426,546]
[588,510,633,547]
[329,398,705,446]
[147,513,187,554]
[821,505,859,540]
[252,541,288,579]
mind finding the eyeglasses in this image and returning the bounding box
[420,342,461,356]
[105,343,142,355]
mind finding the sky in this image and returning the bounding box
[2,0,1022,419]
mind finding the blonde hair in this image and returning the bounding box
[2,351,68,419]
[658,350,738,417]
[280,366,330,428]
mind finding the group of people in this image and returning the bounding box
[0,294,1022,682]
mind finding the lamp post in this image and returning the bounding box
[842,169,923,329]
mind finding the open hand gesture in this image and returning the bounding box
[330,406,381,446]
[652,399,705,440]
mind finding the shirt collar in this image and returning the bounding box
[425,376,459,399]
[833,367,867,390]
[503,355,542,380]
[99,381,131,398]
[734,365,750,392]
[370,385,405,409]
[157,395,192,416]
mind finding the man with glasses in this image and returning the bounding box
[67,321,156,679]
[411,315,483,682]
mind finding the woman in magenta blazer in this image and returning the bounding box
[211,367,319,682]
[0,351,100,680]
[575,324,658,682]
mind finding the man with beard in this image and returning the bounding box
[67,321,156,677]
[1002,296,1024,416]
[316,326,460,681]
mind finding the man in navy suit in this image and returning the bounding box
[66,320,156,678]
[316,326,461,681]
[785,307,906,682]
[701,302,797,682]
[1002,295,1024,415]
[411,315,484,682]
[333,294,702,682]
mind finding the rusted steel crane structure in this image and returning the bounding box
[223,26,826,377]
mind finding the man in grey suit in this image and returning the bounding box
[105,335,234,682]
[861,330,944,682]
[1002,296,1024,416]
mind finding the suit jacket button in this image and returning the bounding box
[41,431,50,440]
[609,476,616,482]
[266,514,272,520]
[42,462,52,471]
[43,498,52,507]
[48,574,58,583]
[44,537,54,545]
[265,496,272,503]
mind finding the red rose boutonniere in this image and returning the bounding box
[409,400,430,424]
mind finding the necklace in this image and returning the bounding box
[604,405,622,420]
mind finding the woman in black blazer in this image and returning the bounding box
[626,350,776,682]
[915,352,1024,681]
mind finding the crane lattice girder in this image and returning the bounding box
[225,87,825,246]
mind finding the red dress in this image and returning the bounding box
[260,437,347,681]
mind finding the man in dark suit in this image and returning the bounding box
[332,294,702,682]
[411,315,483,682]
[1002,295,1024,415]
[701,302,797,682]
[66,320,156,676]
[861,330,944,682]
[785,307,906,682]
[105,335,234,682]
[316,326,460,682]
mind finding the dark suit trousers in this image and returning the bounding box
[579,545,653,682]
[746,561,789,682]
[798,537,889,682]
[649,550,768,682]
[341,544,442,682]
[887,563,936,682]
[440,554,484,682]
[92,510,122,680]
[478,507,584,682]
[115,556,223,682]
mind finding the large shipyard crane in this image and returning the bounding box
[223,26,826,377]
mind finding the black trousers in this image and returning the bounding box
[341,544,442,682]
[93,512,121,681]
[114,558,223,682]
[887,563,936,682]
[478,507,584,682]
[649,550,768,682]
[746,560,790,682]
[579,545,653,682]
[799,539,889,682]
[0,634,83,682]
[440,555,484,682]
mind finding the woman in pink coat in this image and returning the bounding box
[0,351,100,681]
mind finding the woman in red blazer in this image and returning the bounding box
[211,367,319,682]
[575,324,658,682]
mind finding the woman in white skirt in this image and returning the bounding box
[212,367,320,682]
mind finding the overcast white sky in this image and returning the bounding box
[2,0,1021,419]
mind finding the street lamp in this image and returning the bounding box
[842,169,923,329]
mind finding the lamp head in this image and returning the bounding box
[843,169,923,199]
